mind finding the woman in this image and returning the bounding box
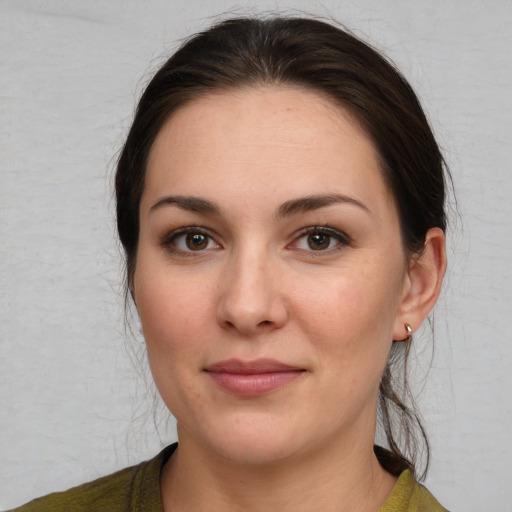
[11,16,449,511]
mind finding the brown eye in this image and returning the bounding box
[307,232,331,250]
[166,229,220,253]
[292,226,350,254]
[186,233,208,250]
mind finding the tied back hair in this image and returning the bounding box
[115,16,450,481]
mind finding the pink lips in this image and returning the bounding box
[204,358,305,396]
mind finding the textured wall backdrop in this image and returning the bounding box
[1,1,511,510]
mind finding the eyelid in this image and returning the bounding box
[158,224,351,255]
[289,225,352,252]
[296,225,351,242]
[159,226,221,254]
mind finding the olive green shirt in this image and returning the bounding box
[9,444,449,511]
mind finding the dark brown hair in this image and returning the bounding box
[116,16,448,480]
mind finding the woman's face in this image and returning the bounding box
[134,86,412,465]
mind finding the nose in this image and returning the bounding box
[216,248,288,336]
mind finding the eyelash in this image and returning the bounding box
[159,225,351,256]
[160,227,221,256]
[291,226,352,254]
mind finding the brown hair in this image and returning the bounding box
[116,16,449,480]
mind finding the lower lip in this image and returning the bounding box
[207,371,304,396]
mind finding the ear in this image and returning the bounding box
[393,227,447,340]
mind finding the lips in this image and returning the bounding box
[204,358,305,396]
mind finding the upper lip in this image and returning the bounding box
[204,358,303,374]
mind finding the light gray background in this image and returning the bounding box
[1,1,511,510]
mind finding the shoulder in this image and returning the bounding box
[7,444,177,512]
[380,470,450,512]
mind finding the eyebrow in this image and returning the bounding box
[277,194,370,218]
[149,196,221,216]
[148,193,370,218]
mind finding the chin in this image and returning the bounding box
[180,412,311,468]
[214,435,305,467]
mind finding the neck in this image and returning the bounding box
[161,429,397,512]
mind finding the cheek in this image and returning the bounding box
[291,260,403,375]
[296,270,400,339]
[134,271,215,417]
[134,261,215,370]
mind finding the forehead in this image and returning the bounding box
[144,86,393,211]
